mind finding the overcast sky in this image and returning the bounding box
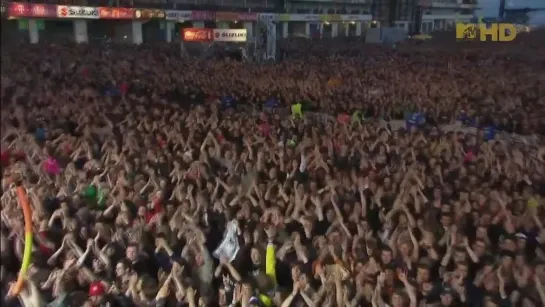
[479,0,545,24]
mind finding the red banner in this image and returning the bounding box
[215,12,257,21]
[8,3,57,18]
[99,7,133,19]
[191,11,215,21]
[182,28,213,42]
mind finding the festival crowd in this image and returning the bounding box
[1,29,545,307]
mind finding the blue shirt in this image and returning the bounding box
[36,128,46,141]
[221,96,235,108]
[483,125,496,141]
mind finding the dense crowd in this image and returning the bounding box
[1,30,545,307]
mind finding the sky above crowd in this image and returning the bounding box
[479,0,545,24]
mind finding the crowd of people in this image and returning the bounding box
[1,27,545,307]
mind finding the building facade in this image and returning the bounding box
[394,0,478,33]
[288,0,479,33]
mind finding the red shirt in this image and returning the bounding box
[137,197,164,225]
[38,231,54,256]
[119,82,128,94]
[1,150,10,167]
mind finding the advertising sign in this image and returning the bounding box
[134,8,165,19]
[57,6,100,19]
[215,12,257,21]
[258,13,276,22]
[191,11,215,21]
[320,14,342,22]
[8,3,57,18]
[182,28,213,42]
[340,14,371,21]
[213,29,247,42]
[294,14,320,21]
[165,10,192,21]
[99,7,133,19]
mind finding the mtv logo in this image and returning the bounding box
[456,23,477,39]
[456,23,517,42]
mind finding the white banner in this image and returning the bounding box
[57,6,99,19]
[165,10,192,21]
[213,29,247,42]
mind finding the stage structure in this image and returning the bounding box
[255,17,277,62]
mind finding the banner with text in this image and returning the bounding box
[182,28,213,42]
[8,3,57,18]
[191,10,215,21]
[134,8,165,19]
[57,5,99,19]
[258,13,276,22]
[98,7,133,19]
[165,10,192,21]
[276,13,372,22]
[213,29,247,42]
[215,12,257,21]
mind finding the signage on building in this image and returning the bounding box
[191,11,215,21]
[9,3,57,18]
[98,7,133,19]
[258,13,276,22]
[213,29,247,42]
[165,10,192,21]
[134,8,165,19]
[57,6,100,19]
[340,14,370,21]
[215,12,257,21]
[182,28,213,42]
[320,14,342,22]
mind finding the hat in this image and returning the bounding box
[89,281,105,297]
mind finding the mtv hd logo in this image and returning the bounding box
[456,23,517,42]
